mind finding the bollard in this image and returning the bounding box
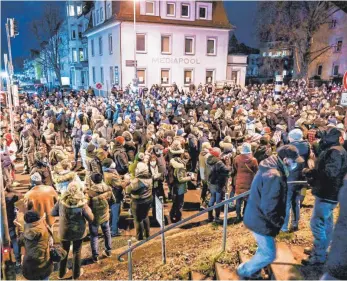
[128,239,133,280]
[222,193,229,252]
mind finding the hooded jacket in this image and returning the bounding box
[126,175,153,203]
[170,157,191,195]
[103,168,127,203]
[243,155,287,237]
[206,155,230,192]
[233,154,258,195]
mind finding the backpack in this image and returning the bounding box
[113,150,129,175]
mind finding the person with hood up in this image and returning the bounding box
[169,150,194,223]
[51,181,94,279]
[16,210,53,280]
[302,127,347,265]
[206,147,231,223]
[126,162,153,240]
[237,145,304,279]
[71,121,83,169]
[86,173,115,263]
[233,143,258,222]
[122,131,137,162]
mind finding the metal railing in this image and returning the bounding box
[118,191,250,279]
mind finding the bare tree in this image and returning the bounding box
[31,4,68,86]
[256,1,341,79]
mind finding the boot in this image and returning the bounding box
[208,211,214,222]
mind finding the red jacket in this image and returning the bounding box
[233,154,258,194]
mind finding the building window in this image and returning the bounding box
[96,9,99,24]
[91,39,95,56]
[161,69,170,84]
[136,34,146,52]
[79,48,84,61]
[69,5,75,16]
[100,67,104,83]
[93,11,96,26]
[92,66,96,83]
[100,8,104,22]
[185,36,195,55]
[137,69,146,84]
[231,71,238,84]
[206,70,214,83]
[146,1,154,15]
[84,47,88,59]
[317,65,323,76]
[184,69,193,84]
[161,35,171,54]
[199,7,207,19]
[72,48,77,62]
[181,4,189,17]
[335,40,343,52]
[99,36,103,55]
[107,3,112,19]
[207,38,216,55]
[71,29,76,40]
[167,3,175,16]
[77,5,82,16]
[110,66,114,84]
[108,34,113,54]
[332,64,339,76]
[330,19,337,29]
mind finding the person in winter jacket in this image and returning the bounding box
[112,136,129,175]
[237,145,304,279]
[30,152,53,187]
[320,173,347,280]
[206,147,231,222]
[126,162,153,240]
[187,127,199,172]
[71,121,83,169]
[102,158,129,237]
[233,143,258,222]
[153,144,166,201]
[86,173,115,262]
[16,210,53,280]
[98,120,113,142]
[302,128,347,265]
[25,173,58,227]
[122,131,137,162]
[42,122,58,154]
[80,126,92,169]
[253,136,272,164]
[21,129,35,174]
[149,154,164,222]
[198,142,211,205]
[51,181,94,279]
[52,159,82,195]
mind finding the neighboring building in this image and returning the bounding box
[226,54,247,87]
[308,9,347,81]
[246,54,260,77]
[66,1,92,89]
[85,0,233,95]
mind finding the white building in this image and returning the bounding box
[85,0,233,95]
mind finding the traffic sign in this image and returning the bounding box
[126,60,137,67]
[96,82,102,89]
[343,71,347,89]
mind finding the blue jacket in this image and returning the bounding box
[243,155,288,237]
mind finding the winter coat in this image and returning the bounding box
[207,155,230,193]
[103,168,126,203]
[23,135,35,154]
[233,154,258,195]
[86,182,115,225]
[253,145,271,164]
[170,157,191,196]
[243,155,287,237]
[156,155,167,180]
[126,176,153,204]
[24,185,59,226]
[53,169,81,195]
[311,144,347,202]
[51,197,94,241]
[98,125,113,142]
[43,129,57,147]
[124,141,137,162]
[325,175,347,279]
[290,140,310,167]
[19,217,53,280]
[199,149,210,181]
[30,164,53,187]
[71,127,83,146]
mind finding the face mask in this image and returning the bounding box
[110,162,116,169]
[150,161,156,166]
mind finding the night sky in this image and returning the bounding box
[1,1,258,70]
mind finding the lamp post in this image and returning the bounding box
[133,0,137,88]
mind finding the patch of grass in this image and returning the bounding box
[277,231,295,242]
[217,250,239,266]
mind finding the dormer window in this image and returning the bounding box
[167,3,175,17]
[181,4,189,17]
[199,6,207,19]
[146,1,154,15]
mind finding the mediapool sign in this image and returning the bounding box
[152,57,201,65]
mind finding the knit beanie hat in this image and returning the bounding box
[115,136,125,146]
[209,147,221,158]
[102,158,113,168]
[241,143,252,154]
[24,210,41,224]
[91,172,103,184]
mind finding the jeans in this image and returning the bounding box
[73,143,81,163]
[281,188,301,232]
[310,197,337,262]
[208,190,223,219]
[131,200,151,240]
[237,232,276,277]
[59,239,83,279]
[89,221,112,257]
[170,194,185,223]
[9,227,20,262]
[235,197,248,218]
[110,203,121,235]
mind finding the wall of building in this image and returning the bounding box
[308,10,347,80]
[120,21,229,88]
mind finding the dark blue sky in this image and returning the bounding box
[1,1,258,69]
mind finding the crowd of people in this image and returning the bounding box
[1,81,347,280]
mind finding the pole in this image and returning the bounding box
[133,0,137,85]
[160,196,167,264]
[128,239,133,280]
[0,150,17,280]
[222,193,229,252]
[3,54,15,139]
